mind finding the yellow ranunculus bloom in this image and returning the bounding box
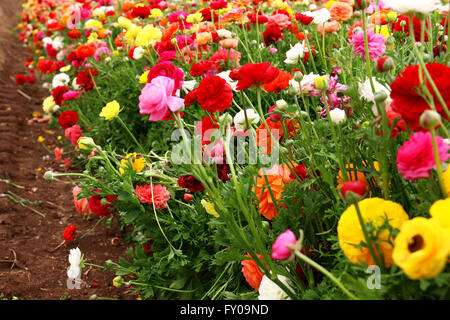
[119,153,145,175]
[150,9,163,18]
[443,166,450,197]
[135,25,162,48]
[139,70,150,84]
[100,100,121,120]
[337,197,409,267]
[37,136,45,143]
[78,137,95,150]
[118,17,133,30]
[125,25,142,45]
[430,198,450,230]
[85,19,103,31]
[201,199,219,218]
[392,217,450,279]
[186,12,203,24]
[43,96,56,113]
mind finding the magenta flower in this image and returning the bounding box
[63,90,80,101]
[271,230,297,260]
[396,132,450,181]
[138,76,184,121]
[349,29,385,61]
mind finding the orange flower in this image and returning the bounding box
[161,23,178,43]
[369,9,390,25]
[241,253,264,291]
[121,3,135,12]
[256,117,298,155]
[220,38,239,49]
[329,2,353,22]
[263,70,293,93]
[254,164,286,220]
[195,32,213,46]
[317,20,340,34]
[337,162,380,190]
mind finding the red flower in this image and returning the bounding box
[241,253,264,291]
[52,86,70,106]
[131,5,150,18]
[88,191,118,217]
[76,68,98,91]
[142,238,154,253]
[195,115,219,145]
[390,63,450,131]
[54,147,63,164]
[15,75,26,85]
[62,224,76,242]
[263,70,293,93]
[210,0,227,10]
[263,25,283,46]
[37,60,54,74]
[295,13,314,25]
[190,60,213,77]
[67,29,82,40]
[178,175,205,192]
[183,193,193,202]
[188,76,233,113]
[58,110,79,129]
[230,62,280,91]
[392,15,427,42]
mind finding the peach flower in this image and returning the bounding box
[317,20,340,34]
[195,32,213,46]
[219,38,239,49]
[329,2,353,22]
[73,185,91,214]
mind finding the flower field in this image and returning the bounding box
[8,0,450,300]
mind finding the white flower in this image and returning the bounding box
[233,109,260,131]
[216,70,238,91]
[56,51,66,61]
[72,78,81,91]
[384,0,441,14]
[68,247,82,266]
[288,79,300,95]
[258,274,293,300]
[329,108,346,124]
[181,80,197,93]
[67,265,81,279]
[133,46,145,60]
[284,41,306,65]
[300,72,320,94]
[303,8,331,25]
[52,73,70,89]
[217,29,233,39]
[358,77,392,104]
[52,36,65,51]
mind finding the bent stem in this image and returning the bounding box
[116,116,146,155]
[78,217,105,240]
[289,247,359,300]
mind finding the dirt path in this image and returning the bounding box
[0,0,134,300]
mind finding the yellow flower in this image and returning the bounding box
[374,25,390,39]
[430,198,450,230]
[37,136,45,143]
[118,17,133,30]
[139,70,150,84]
[150,9,163,18]
[337,197,409,267]
[60,65,71,73]
[201,199,219,218]
[85,19,103,31]
[186,12,203,24]
[113,276,123,288]
[119,153,145,175]
[443,166,450,197]
[135,25,162,48]
[125,25,142,45]
[43,96,56,113]
[392,217,450,279]
[325,0,337,10]
[100,100,121,120]
[78,137,95,150]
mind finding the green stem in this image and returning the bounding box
[429,128,448,198]
[117,116,146,154]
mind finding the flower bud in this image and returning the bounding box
[400,20,406,27]
[261,221,270,231]
[354,0,369,10]
[113,276,123,288]
[376,56,394,73]
[100,197,109,205]
[183,193,193,202]
[271,229,298,260]
[293,71,303,82]
[374,91,388,103]
[275,99,288,111]
[386,11,398,23]
[44,171,54,181]
[420,110,442,130]
[77,137,95,150]
[314,75,329,91]
[339,181,367,204]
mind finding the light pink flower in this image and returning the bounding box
[138,76,184,121]
[73,185,91,214]
[94,46,110,61]
[396,131,450,180]
[271,229,297,260]
[349,29,385,61]
[267,14,291,30]
[135,184,170,209]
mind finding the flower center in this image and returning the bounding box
[408,235,424,253]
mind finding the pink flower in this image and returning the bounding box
[63,90,80,101]
[54,147,63,164]
[94,46,110,61]
[73,185,91,214]
[396,131,450,180]
[267,14,291,30]
[147,61,184,94]
[135,184,170,209]
[139,76,184,121]
[271,229,297,260]
[65,125,83,146]
[269,48,278,54]
[349,29,385,61]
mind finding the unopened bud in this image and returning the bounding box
[276,99,288,111]
[376,56,394,72]
[100,197,109,205]
[44,171,54,181]
[77,137,95,150]
[314,75,329,91]
[339,181,367,204]
[374,91,388,103]
[293,71,303,82]
[420,110,442,130]
[386,11,398,23]
[400,20,406,27]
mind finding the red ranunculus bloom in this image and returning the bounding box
[392,15,427,42]
[178,175,205,192]
[62,224,76,242]
[390,63,450,131]
[76,68,98,91]
[190,60,213,77]
[295,13,314,25]
[88,191,118,217]
[263,70,293,93]
[52,85,70,106]
[15,75,26,85]
[131,5,150,18]
[188,76,233,113]
[230,62,280,91]
[58,110,79,129]
[263,25,283,46]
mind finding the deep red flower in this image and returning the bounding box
[295,13,314,25]
[15,75,26,85]
[37,59,54,74]
[58,110,79,129]
[188,76,233,113]
[190,60,214,77]
[216,163,230,182]
[390,63,450,131]
[67,29,82,40]
[230,62,280,91]
[392,15,427,42]
[178,175,205,192]
[76,68,98,91]
[210,0,227,10]
[339,181,367,202]
[62,224,76,242]
[131,5,150,18]
[195,115,219,145]
[88,191,118,217]
[52,85,70,106]
[263,70,293,93]
[263,25,283,46]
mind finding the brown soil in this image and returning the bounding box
[0,0,136,300]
